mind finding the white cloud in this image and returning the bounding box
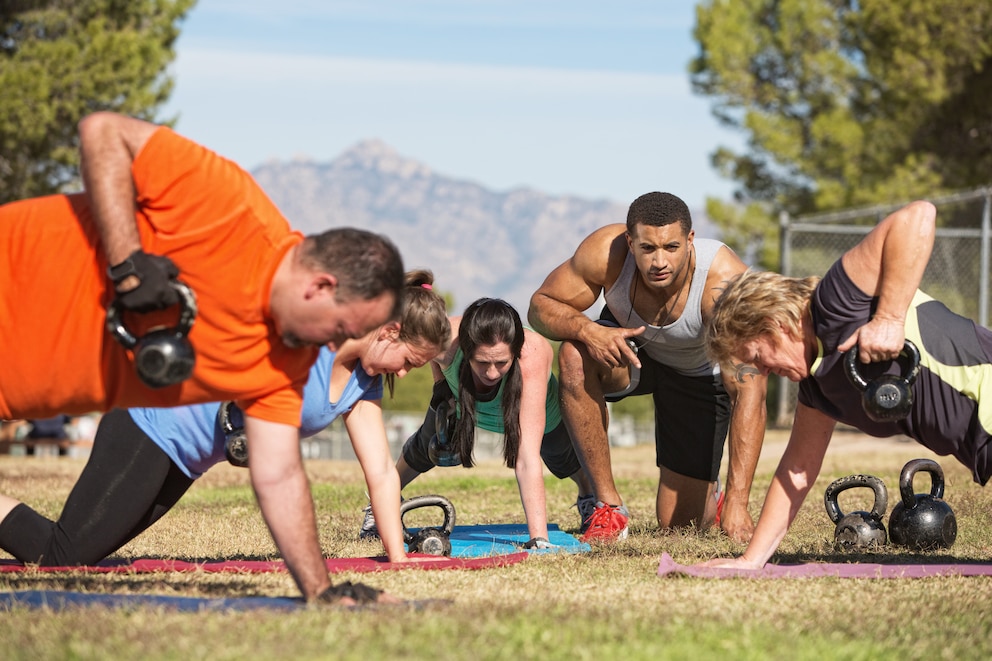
[173,47,691,99]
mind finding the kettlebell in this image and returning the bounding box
[217,401,249,467]
[844,339,921,422]
[889,458,957,550]
[427,398,461,467]
[401,494,456,556]
[105,280,197,388]
[823,474,888,549]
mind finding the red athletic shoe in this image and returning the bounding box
[714,489,726,527]
[580,502,630,542]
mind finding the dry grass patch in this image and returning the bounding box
[2,433,992,660]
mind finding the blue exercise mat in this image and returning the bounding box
[0,590,448,612]
[427,523,589,557]
[0,590,304,612]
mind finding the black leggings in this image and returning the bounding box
[0,408,193,566]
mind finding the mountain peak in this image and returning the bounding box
[336,139,432,179]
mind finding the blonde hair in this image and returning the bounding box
[706,269,820,368]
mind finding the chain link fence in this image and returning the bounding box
[302,409,654,462]
[775,187,992,426]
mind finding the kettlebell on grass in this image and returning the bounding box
[889,458,957,550]
[824,474,888,550]
[401,495,456,556]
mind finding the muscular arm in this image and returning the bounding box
[719,362,767,542]
[344,400,407,562]
[78,112,159,267]
[514,332,553,540]
[244,416,331,601]
[838,200,937,362]
[705,245,766,542]
[528,225,643,367]
[701,403,836,569]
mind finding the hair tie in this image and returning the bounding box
[421,283,433,290]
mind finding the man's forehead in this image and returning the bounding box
[630,223,686,244]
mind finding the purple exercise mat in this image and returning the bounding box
[657,553,992,579]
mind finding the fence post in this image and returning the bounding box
[981,190,990,328]
[776,210,793,428]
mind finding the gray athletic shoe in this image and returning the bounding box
[576,494,598,534]
[358,503,380,541]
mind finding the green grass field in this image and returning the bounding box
[2,429,991,660]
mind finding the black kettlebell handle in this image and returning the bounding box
[844,339,921,392]
[400,494,456,543]
[218,401,249,467]
[105,280,197,349]
[428,398,461,466]
[899,458,945,509]
[824,474,888,524]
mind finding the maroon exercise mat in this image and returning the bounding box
[657,553,992,579]
[0,552,528,575]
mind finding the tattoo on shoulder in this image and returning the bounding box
[733,362,760,383]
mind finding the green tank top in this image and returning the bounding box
[441,347,562,434]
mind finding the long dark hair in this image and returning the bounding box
[453,298,525,468]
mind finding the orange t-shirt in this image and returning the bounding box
[0,127,317,425]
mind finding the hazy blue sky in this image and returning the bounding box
[162,1,742,209]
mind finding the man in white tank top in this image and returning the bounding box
[528,192,766,543]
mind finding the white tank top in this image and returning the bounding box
[603,237,723,377]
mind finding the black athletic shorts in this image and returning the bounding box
[402,380,582,479]
[599,307,729,481]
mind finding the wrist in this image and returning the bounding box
[107,250,142,282]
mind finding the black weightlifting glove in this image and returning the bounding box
[317,581,383,605]
[107,250,181,313]
[523,536,555,550]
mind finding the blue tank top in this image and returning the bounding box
[128,346,383,478]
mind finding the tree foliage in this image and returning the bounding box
[0,0,195,204]
[691,0,992,267]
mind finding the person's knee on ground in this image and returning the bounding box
[656,467,719,530]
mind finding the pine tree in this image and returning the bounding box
[0,0,196,203]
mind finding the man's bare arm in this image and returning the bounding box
[78,112,158,266]
[244,416,333,601]
[719,362,767,542]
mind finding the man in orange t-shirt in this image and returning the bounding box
[0,112,404,604]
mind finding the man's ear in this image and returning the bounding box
[305,272,338,299]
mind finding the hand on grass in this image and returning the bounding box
[317,580,402,606]
[718,501,755,544]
